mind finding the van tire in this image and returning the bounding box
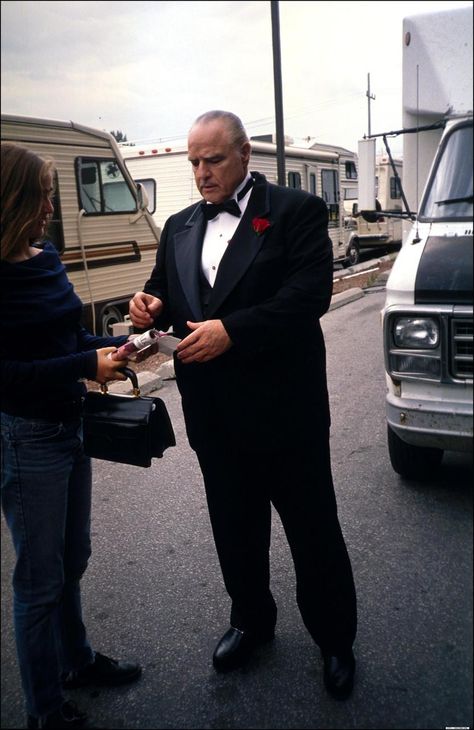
[343,239,360,267]
[101,304,124,336]
[387,425,443,480]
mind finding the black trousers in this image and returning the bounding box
[196,434,357,654]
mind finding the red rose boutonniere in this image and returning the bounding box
[252,217,271,236]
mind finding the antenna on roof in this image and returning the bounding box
[366,73,376,138]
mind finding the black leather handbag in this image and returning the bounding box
[82,368,176,467]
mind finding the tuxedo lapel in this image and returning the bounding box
[206,176,271,318]
[173,206,206,321]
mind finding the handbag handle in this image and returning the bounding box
[100,367,141,397]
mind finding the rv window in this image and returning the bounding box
[345,161,357,180]
[390,177,402,199]
[81,166,97,186]
[288,172,302,189]
[46,171,65,254]
[344,188,358,200]
[309,173,317,195]
[75,158,137,215]
[135,178,156,214]
[321,169,340,225]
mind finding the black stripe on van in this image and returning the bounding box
[414,235,473,305]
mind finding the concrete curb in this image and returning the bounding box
[332,253,395,281]
[329,252,394,310]
[329,287,365,310]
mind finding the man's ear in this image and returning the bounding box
[241,141,251,166]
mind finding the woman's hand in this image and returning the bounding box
[95,347,128,384]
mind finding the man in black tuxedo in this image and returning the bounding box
[129,110,357,700]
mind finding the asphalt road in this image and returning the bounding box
[1,289,472,730]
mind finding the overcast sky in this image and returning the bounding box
[1,0,472,156]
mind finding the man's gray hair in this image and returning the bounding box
[191,110,249,148]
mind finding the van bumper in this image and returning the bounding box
[386,392,473,452]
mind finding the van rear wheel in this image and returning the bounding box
[343,240,360,267]
[387,425,443,480]
[101,304,124,336]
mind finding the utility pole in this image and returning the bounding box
[271,1,286,186]
[366,73,376,137]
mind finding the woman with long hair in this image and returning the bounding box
[1,142,142,729]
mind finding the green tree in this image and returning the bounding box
[110,130,128,142]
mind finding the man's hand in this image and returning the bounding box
[129,292,162,329]
[176,320,232,363]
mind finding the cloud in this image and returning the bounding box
[1,0,471,156]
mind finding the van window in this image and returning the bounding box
[75,158,137,214]
[420,122,473,221]
[288,171,302,189]
[135,178,156,214]
[46,171,65,253]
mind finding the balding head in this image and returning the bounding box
[187,111,251,203]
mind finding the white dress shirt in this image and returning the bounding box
[201,174,253,286]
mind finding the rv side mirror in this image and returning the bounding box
[136,181,149,211]
[359,210,378,223]
[359,198,381,222]
[352,202,358,216]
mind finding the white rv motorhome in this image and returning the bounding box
[120,136,360,266]
[1,114,160,335]
[360,6,473,479]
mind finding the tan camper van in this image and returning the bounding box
[1,114,160,334]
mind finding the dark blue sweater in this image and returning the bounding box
[0,242,127,419]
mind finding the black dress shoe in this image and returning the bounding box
[213,626,275,671]
[323,651,355,700]
[62,651,142,689]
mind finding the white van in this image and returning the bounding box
[358,7,473,478]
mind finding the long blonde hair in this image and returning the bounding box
[1,142,55,260]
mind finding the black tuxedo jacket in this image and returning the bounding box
[144,172,333,452]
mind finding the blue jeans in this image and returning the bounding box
[1,413,94,718]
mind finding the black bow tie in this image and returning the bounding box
[201,178,254,221]
[201,198,241,220]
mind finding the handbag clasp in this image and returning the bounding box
[100,367,141,397]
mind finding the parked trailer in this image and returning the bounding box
[344,156,403,257]
[120,136,359,266]
[1,114,160,334]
